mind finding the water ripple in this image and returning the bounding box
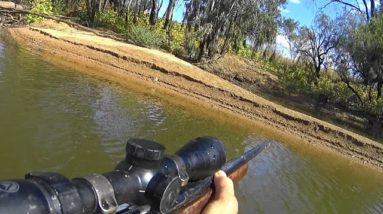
[1,39,383,214]
[0,41,4,58]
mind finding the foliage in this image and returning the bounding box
[126,25,164,48]
[26,0,53,23]
[149,19,184,53]
[324,0,378,22]
[237,46,253,59]
[95,10,126,33]
[333,12,383,118]
[166,22,185,53]
[52,0,67,15]
[294,14,338,82]
[21,0,383,134]
[183,0,286,61]
[280,18,299,60]
[278,63,312,92]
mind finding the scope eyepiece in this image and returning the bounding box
[176,136,227,180]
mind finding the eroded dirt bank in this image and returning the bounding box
[5,23,383,171]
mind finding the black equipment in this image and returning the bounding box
[0,136,268,214]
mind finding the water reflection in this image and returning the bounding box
[0,41,4,57]
[91,85,141,160]
[238,137,383,213]
[0,39,4,79]
[144,102,166,127]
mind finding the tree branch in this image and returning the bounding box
[320,0,364,15]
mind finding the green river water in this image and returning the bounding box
[0,36,383,213]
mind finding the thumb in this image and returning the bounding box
[213,170,235,200]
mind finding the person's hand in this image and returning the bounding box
[202,170,238,214]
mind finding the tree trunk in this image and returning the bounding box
[125,0,132,27]
[377,81,382,99]
[149,0,157,25]
[314,64,321,85]
[163,0,175,31]
[370,0,375,18]
[367,115,383,139]
[132,0,139,24]
[368,85,373,101]
[220,31,231,55]
[138,0,145,16]
[197,38,206,61]
[87,0,97,27]
[220,14,236,55]
[98,0,103,12]
[362,0,370,21]
[102,0,108,11]
[262,47,268,59]
[156,0,163,19]
[345,81,364,106]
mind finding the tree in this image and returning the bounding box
[332,11,383,137]
[322,0,380,22]
[163,0,176,31]
[183,0,286,61]
[280,18,299,61]
[335,13,383,100]
[149,0,158,25]
[295,14,338,83]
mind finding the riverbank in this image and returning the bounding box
[4,21,383,170]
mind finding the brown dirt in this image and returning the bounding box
[201,55,377,141]
[4,20,383,171]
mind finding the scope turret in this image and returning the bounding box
[0,136,226,214]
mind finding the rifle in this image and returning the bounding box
[0,136,268,214]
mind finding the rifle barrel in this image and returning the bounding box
[222,142,269,175]
[173,142,270,213]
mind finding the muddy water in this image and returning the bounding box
[0,37,383,213]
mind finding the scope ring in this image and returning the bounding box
[168,155,189,187]
[82,174,118,214]
[26,172,82,214]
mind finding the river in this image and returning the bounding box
[0,35,382,213]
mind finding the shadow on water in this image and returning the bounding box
[0,36,382,213]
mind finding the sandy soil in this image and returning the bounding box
[5,21,383,171]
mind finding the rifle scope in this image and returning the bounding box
[0,136,226,214]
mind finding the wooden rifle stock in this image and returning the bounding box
[176,164,248,214]
[175,142,269,214]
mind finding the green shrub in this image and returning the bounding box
[126,25,164,48]
[26,0,53,23]
[95,10,125,33]
[52,0,66,15]
[184,30,200,58]
[167,22,185,53]
[332,82,352,104]
[315,73,335,96]
[238,46,253,59]
[279,65,312,92]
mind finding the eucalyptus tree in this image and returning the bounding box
[149,0,158,25]
[183,0,286,61]
[322,0,381,22]
[280,18,299,61]
[243,0,284,56]
[295,14,338,83]
[329,11,383,137]
[335,12,383,101]
[163,0,177,31]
